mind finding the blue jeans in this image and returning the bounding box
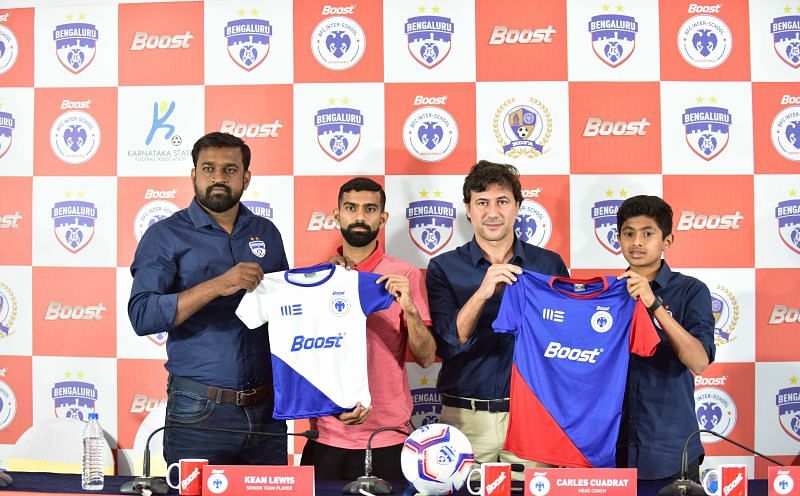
[164,375,287,467]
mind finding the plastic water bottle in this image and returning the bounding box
[81,412,105,491]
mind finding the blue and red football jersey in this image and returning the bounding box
[493,271,659,468]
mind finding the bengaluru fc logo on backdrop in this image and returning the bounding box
[588,13,638,67]
[591,198,623,255]
[405,12,454,68]
[776,195,800,254]
[695,386,737,442]
[224,17,272,71]
[52,377,98,421]
[771,106,800,162]
[0,109,14,159]
[51,199,97,253]
[776,378,800,442]
[494,98,552,159]
[242,200,274,220]
[678,14,732,69]
[771,14,800,68]
[0,23,19,74]
[406,194,456,255]
[52,20,98,74]
[311,15,365,71]
[682,103,732,161]
[314,103,363,161]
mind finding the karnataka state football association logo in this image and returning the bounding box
[405,7,453,69]
[51,372,98,421]
[711,285,739,346]
[0,379,16,431]
[591,192,625,255]
[515,199,552,248]
[588,9,638,67]
[695,386,737,442]
[224,12,272,71]
[682,98,732,161]
[51,195,97,253]
[52,16,98,74]
[775,190,800,254]
[771,12,800,68]
[311,15,365,70]
[771,106,800,162]
[50,110,101,164]
[494,98,552,159]
[314,98,363,162]
[406,189,456,255]
[403,106,458,162]
[134,200,179,242]
[0,21,19,74]
[0,108,14,159]
[776,376,800,442]
[0,281,17,339]
[677,14,732,69]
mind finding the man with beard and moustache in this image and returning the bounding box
[300,177,436,480]
[128,132,290,467]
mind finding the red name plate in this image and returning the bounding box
[201,465,314,496]
[770,466,800,496]
[525,468,637,496]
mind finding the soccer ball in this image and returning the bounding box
[400,423,475,495]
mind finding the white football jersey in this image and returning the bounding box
[236,263,393,419]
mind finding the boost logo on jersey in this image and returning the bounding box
[290,333,344,352]
[543,341,603,363]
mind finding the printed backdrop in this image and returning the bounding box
[0,0,798,478]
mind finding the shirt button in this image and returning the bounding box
[629,442,634,447]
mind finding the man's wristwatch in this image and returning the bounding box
[647,296,664,314]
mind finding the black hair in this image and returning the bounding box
[462,160,523,205]
[338,177,386,211]
[617,195,673,237]
[191,132,251,171]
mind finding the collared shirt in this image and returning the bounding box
[312,242,432,449]
[128,198,289,389]
[426,236,568,400]
[617,260,716,480]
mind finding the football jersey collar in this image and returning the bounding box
[548,275,609,299]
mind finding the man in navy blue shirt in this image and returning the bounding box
[426,161,568,469]
[128,132,289,466]
[615,195,715,482]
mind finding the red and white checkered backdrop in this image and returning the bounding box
[0,0,798,478]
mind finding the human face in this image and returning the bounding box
[465,183,519,243]
[619,215,672,272]
[335,190,387,248]
[191,147,250,214]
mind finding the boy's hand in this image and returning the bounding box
[617,270,656,308]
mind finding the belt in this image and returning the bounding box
[441,394,510,413]
[170,375,271,407]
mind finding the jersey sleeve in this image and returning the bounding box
[235,281,272,329]
[628,299,660,357]
[492,275,525,336]
[407,266,432,326]
[357,271,394,315]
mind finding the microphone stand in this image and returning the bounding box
[0,469,12,487]
[120,425,318,495]
[658,429,783,496]
[342,427,410,495]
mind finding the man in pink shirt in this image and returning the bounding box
[300,177,436,480]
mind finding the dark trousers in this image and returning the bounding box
[300,440,404,480]
[164,375,287,470]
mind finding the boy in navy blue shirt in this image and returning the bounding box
[615,195,715,482]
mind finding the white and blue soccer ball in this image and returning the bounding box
[400,423,475,495]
